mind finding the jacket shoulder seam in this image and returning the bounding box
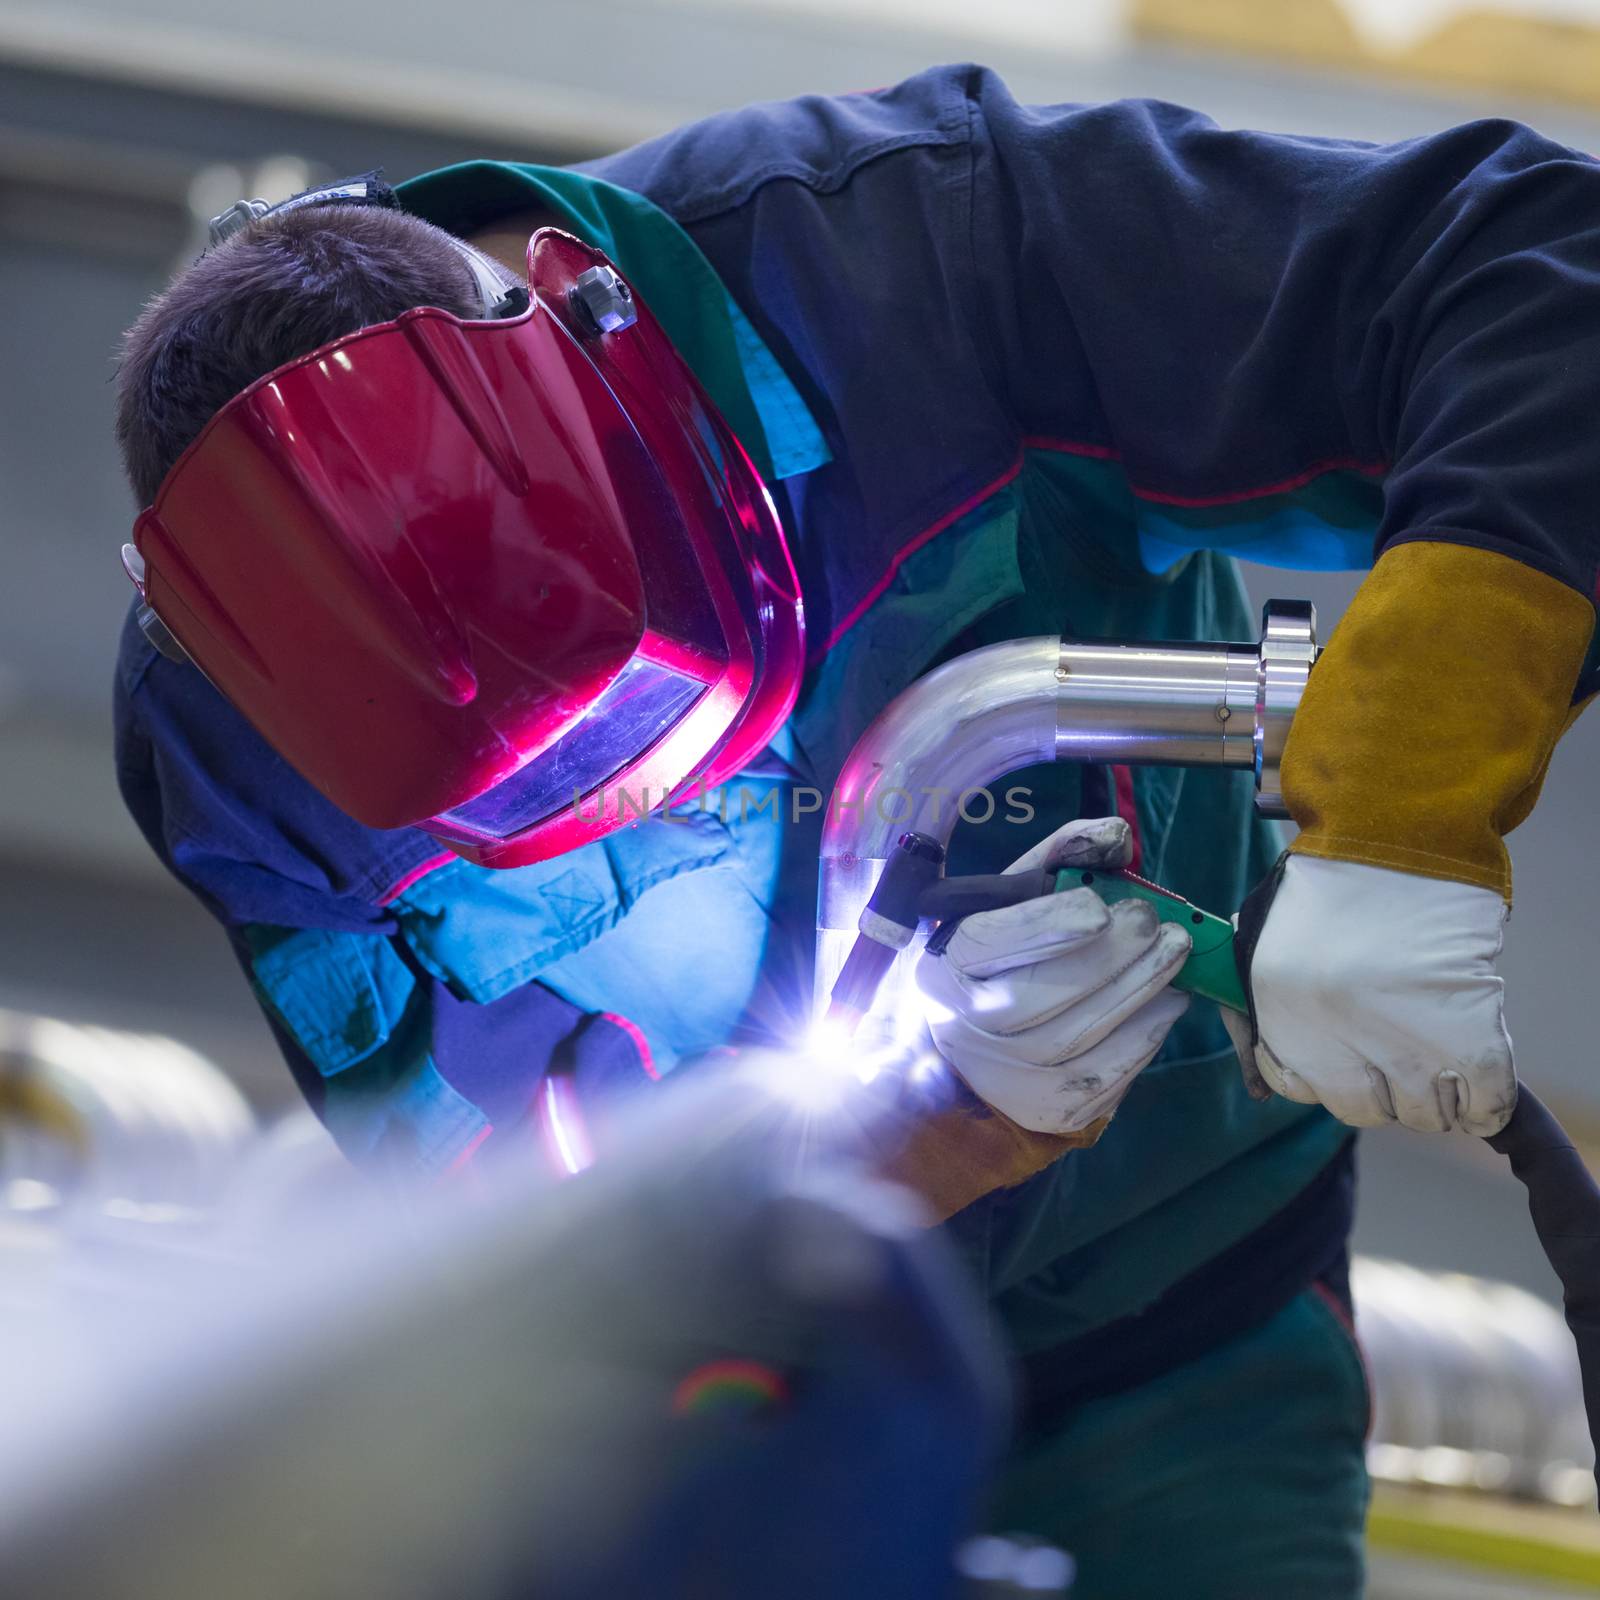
[670,124,970,226]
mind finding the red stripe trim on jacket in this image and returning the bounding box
[811,456,1024,661]
[1111,763,1142,874]
[1310,1278,1374,1439]
[441,1122,493,1177]
[1021,435,1388,507]
[602,1011,660,1080]
[818,440,1388,662]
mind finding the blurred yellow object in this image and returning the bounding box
[1368,1483,1600,1589]
[1134,0,1600,114]
[0,1068,89,1159]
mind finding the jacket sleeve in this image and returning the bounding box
[233,916,648,1176]
[970,75,1600,602]
[114,620,645,1174]
[968,74,1599,894]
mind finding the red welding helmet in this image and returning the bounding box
[122,220,805,868]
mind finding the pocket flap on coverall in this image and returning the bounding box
[244,924,417,1077]
[390,811,736,1006]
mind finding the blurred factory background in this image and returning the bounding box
[4,1,1600,1592]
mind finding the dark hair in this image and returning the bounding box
[115,203,484,505]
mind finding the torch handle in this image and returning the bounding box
[918,865,1246,1014]
[1052,869,1248,1015]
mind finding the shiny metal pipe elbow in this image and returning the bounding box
[814,600,1317,1012]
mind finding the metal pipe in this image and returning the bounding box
[814,600,1317,1012]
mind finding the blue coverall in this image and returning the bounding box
[116,64,1600,1594]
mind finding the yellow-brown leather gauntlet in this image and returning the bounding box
[1283,541,1594,899]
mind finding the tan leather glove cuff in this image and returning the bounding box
[863,1078,1107,1225]
[1283,541,1593,901]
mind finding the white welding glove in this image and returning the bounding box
[915,816,1192,1135]
[1222,854,1517,1136]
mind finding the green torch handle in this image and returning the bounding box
[1055,868,1248,1014]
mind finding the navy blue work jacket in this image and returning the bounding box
[116,66,1600,1356]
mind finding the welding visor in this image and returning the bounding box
[122,227,804,868]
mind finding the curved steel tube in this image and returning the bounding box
[814,602,1316,1011]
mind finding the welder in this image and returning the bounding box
[112,66,1598,1598]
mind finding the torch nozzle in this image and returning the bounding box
[825,935,900,1035]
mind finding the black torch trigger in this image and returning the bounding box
[920,866,1055,956]
[827,831,1060,1029]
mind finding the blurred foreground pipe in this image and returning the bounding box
[0,1067,1013,1600]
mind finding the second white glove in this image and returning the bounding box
[1224,854,1517,1136]
[915,817,1192,1135]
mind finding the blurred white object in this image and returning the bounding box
[0,1069,1007,1600]
[217,1108,349,1233]
[181,155,322,263]
[1354,1256,1595,1506]
[0,1007,255,1229]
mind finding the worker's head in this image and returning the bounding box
[116,203,489,507]
[116,179,804,869]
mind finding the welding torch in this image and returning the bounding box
[824,829,1243,1034]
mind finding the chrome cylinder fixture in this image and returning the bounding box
[814,600,1318,1011]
